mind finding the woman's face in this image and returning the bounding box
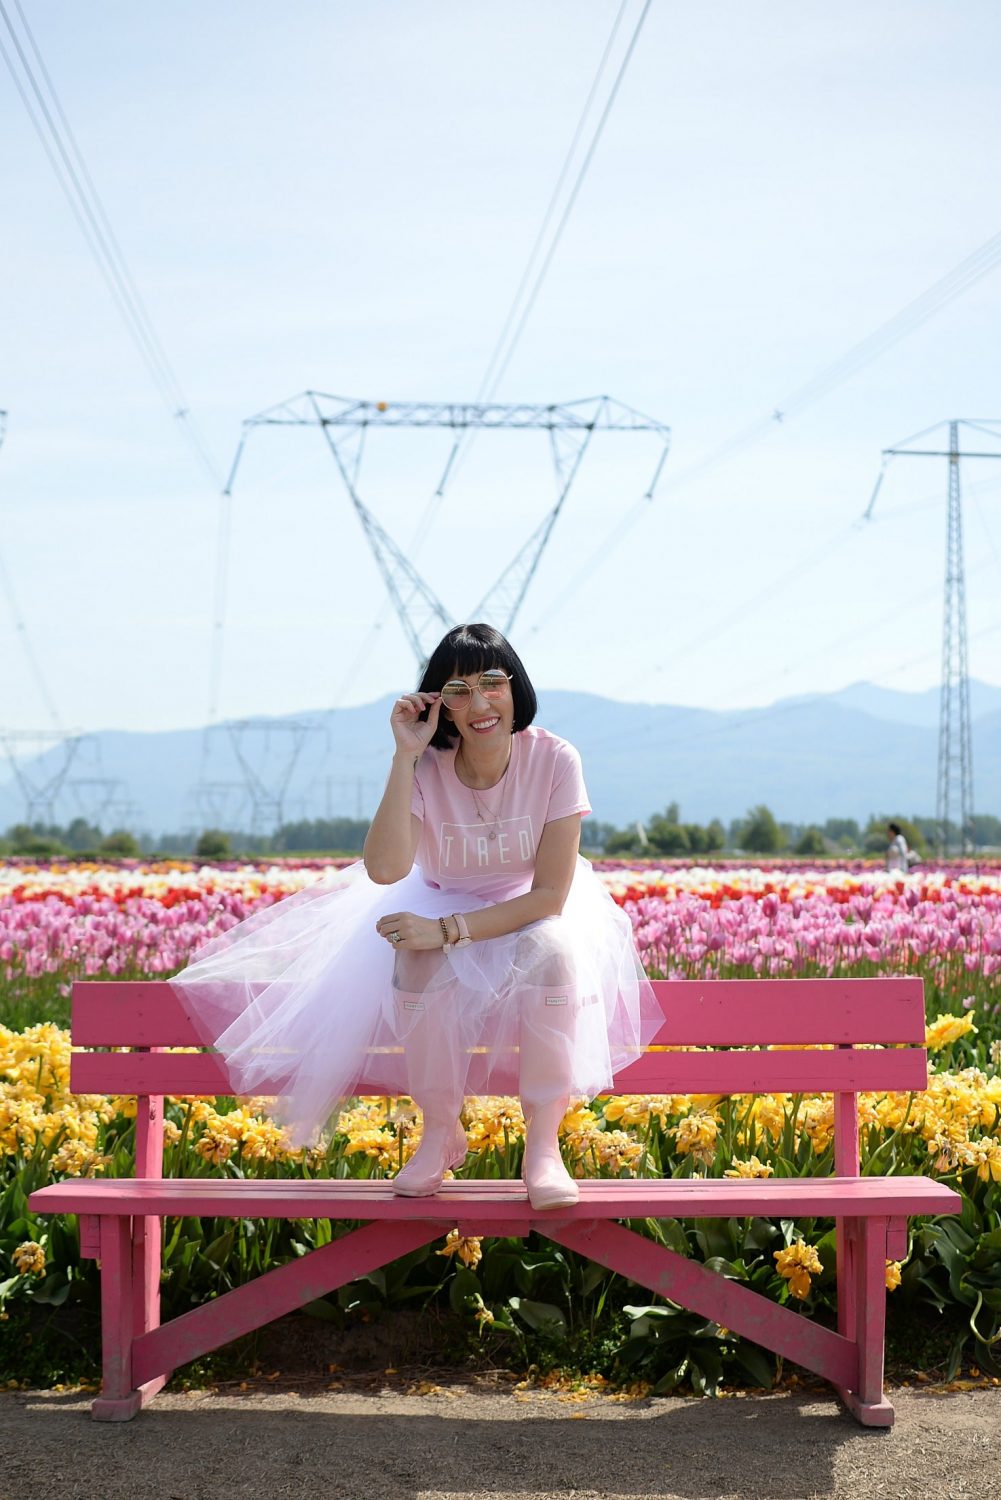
[441,665,515,746]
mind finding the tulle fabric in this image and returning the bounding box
[169,855,661,1148]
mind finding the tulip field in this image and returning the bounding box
[2,856,1000,1395]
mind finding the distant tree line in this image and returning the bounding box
[0,815,373,861]
[3,807,1001,861]
[596,806,1001,857]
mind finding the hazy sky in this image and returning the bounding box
[2,0,1000,740]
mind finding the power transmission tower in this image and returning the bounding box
[865,419,1001,855]
[65,776,121,826]
[212,718,327,837]
[0,730,82,823]
[192,779,248,830]
[223,392,671,666]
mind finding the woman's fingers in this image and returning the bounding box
[377,911,410,947]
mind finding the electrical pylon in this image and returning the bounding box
[223,392,671,665]
[865,419,1001,855]
[217,718,327,837]
[0,730,82,824]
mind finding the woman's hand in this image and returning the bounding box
[391,692,442,758]
[375,911,444,951]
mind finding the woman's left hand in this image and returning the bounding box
[375,911,445,950]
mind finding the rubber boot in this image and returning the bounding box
[519,982,580,1210]
[522,1095,579,1210]
[391,983,467,1197]
[393,1109,467,1197]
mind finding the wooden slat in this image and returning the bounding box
[28,1173,963,1222]
[71,975,926,1048]
[610,1047,928,1094]
[70,1041,929,1099]
[73,983,205,1046]
[644,978,926,1045]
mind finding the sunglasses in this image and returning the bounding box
[439,670,512,708]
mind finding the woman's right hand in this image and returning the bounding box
[391,692,442,757]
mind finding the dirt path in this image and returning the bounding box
[2,1382,999,1500]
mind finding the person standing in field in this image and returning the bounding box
[886,821,916,873]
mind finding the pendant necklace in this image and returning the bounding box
[459,740,511,840]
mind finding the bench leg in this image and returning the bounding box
[91,1216,164,1422]
[91,1216,141,1421]
[130,1211,169,1407]
[836,1215,894,1428]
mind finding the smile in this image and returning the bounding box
[469,716,500,732]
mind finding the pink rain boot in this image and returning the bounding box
[519,981,580,1210]
[391,982,467,1197]
[522,1095,579,1210]
[393,1111,467,1197]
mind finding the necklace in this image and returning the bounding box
[470,783,504,838]
[457,740,511,840]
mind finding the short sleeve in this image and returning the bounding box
[411,771,425,822]
[545,739,591,823]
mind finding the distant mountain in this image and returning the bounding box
[2,681,999,834]
[779,679,1001,728]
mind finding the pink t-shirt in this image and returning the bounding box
[410,726,591,898]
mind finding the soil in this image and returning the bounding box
[2,1377,999,1500]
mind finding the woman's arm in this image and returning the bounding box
[448,813,581,941]
[374,814,582,947]
[364,691,441,884]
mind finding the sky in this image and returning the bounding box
[2,0,1001,745]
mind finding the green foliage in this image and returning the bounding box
[7,824,66,857]
[604,829,643,855]
[704,819,726,853]
[970,814,1001,849]
[195,828,232,859]
[100,829,140,857]
[274,817,370,854]
[604,805,727,857]
[824,817,860,843]
[795,827,827,857]
[646,817,690,856]
[63,817,104,852]
[738,805,784,854]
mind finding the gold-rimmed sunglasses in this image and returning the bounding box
[439,670,512,708]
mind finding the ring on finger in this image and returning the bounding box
[389,930,402,944]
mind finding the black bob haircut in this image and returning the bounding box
[887,821,902,837]
[417,623,537,751]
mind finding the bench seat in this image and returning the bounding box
[31,1173,960,1225]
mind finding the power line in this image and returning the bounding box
[0,411,63,732]
[337,0,652,681]
[476,0,639,404]
[526,223,1001,637]
[0,1,224,490]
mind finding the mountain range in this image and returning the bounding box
[2,680,999,835]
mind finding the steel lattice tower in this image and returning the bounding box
[936,422,973,856]
[866,418,1001,855]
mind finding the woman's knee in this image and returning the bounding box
[518,916,575,987]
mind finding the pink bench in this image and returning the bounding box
[29,975,960,1425]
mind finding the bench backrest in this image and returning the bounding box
[69,976,927,1178]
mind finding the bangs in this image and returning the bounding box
[444,634,505,682]
[418,623,538,748]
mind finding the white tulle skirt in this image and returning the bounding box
[169,856,661,1147]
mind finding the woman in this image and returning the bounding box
[886,821,918,874]
[170,623,659,1210]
